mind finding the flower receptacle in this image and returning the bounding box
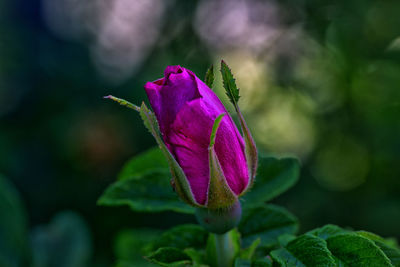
[195,200,242,234]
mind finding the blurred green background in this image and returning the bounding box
[1,0,400,265]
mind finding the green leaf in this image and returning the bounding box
[240,238,261,260]
[278,234,297,247]
[98,170,194,214]
[239,205,298,249]
[374,242,400,267]
[183,248,206,267]
[30,211,92,267]
[204,64,215,88]
[357,231,400,248]
[242,157,300,207]
[252,258,273,267]
[0,175,29,267]
[220,60,240,105]
[149,224,208,252]
[326,233,393,267]
[118,147,169,180]
[239,204,299,249]
[357,231,400,267]
[307,226,399,266]
[146,247,191,267]
[307,224,349,240]
[114,228,161,267]
[235,258,251,267]
[270,234,336,267]
[358,231,400,265]
[114,260,137,267]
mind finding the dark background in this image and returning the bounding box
[1,0,400,265]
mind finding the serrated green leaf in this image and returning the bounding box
[375,242,400,267]
[0,175,29,267]
[118,147,169,180]
[204,64,215,88]
[98,170,194,214]
[270,234,336,267]
[149,224,208,252]
[307,224,349,240]
[30,211,92,267]
[242,157,300,207]
[307,227,400,266]
[327,233,393,267]
[114,228,161,267]
[357,231,400,267]
[146,247,191,267]
[239,204,299,249]
[139,102,198,207]
[357,231,399,248]
[220,60,240,105]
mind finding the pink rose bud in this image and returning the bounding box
[145,66,253,209]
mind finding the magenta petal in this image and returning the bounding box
[166,98,248,204]
[166,99,211,204]
[144,66,201,135]
[144,79,163,119]
[164,65,184,77]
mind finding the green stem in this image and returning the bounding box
[214,232,235,267]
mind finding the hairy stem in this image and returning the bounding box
[214,232,235,267]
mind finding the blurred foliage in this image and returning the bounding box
[0,175,93,267]
[30,211,92,267]
[0,175,29,267]
[0,0,400,265]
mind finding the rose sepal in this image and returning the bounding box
[197,113,242,233]
[139,101,201,207]
[219,60,258,195]
[235,105,258,195]
[206,113,238,209]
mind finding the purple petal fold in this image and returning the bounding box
[144,66,201,135]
